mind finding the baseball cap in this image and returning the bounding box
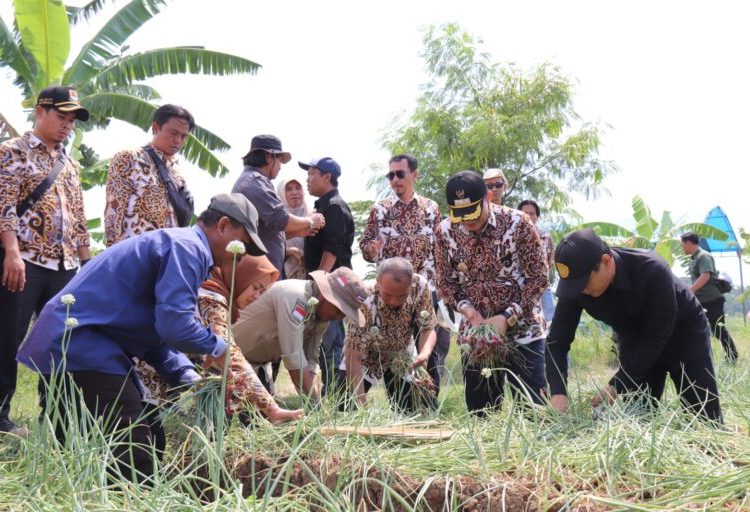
[310,267,367,327]
[554,229,609,298]
[207,193,267,256]
[244,134,291,164]
[298,157,341,179]
[446,171,487,223]
[482,168,506,181]
[36,86,90,121]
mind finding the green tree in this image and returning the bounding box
[580,195,728,266]
[380,23,616,213]
[0,0,260,180]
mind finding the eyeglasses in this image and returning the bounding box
[386,170,409,181]
[486,182,505,190]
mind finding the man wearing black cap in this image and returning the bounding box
[232,135,325,273]
[0,86,91,436]
[547,229,722,422]
[298,156,355,392]
[435,171,549,415]
[17,193,265,480]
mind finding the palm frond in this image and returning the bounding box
[90,47,260,89]
[676,223,730,242]
[111,83,162,100]
[64,0,169,86]
[13,0,70,89]
[191,124,230,152]
[0,15,34,87]
[79,159,111,190]
[631,195,658,240]
[67,0,111,25]
[578,222,634,238]
[180,132,231,178]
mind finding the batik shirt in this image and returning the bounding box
[435,204,548,344]
[345,274,437,379]
[134,289,276,414]
[104,145,185,246]
[359,194,441,290]
[0,132,89,270]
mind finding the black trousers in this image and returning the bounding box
[336,368,425,413]
[702,297,738,361]
[462,339,547,417]
[0,252,76,419]
[39,371,154,482]
[412,291,452,398]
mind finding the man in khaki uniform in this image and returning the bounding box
[233,267,367,403]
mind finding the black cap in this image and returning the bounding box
[554,229,609,298]
[36,86,90,121]
[446,171,486,223]
[298,157,341,178]
[207,193,267,256]
[243,134,291,164]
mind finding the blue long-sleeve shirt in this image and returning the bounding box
[17,226,227,376]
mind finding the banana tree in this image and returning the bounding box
[0,0,260,179]
[580,195,729,267]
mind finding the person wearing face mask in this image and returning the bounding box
[0,86,91,437]
[277,178,309,280]
[547,229,722,423]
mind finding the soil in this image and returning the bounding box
[225,454,610,511]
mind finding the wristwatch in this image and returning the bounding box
[501,309,517,327]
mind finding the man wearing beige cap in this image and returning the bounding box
[482,168,508,206]
[232,267,367,403]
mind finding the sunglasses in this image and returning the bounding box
[386,170,409,181]
[486,182,505,190]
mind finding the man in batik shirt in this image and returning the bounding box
[435,171,548,416]
[0,86,91,436]
[343,257,437,412]
[359,154,449,396]
[104,104,195,246]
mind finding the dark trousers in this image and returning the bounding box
[319,319,345,396]
[621,327,722,422]
[412,291,452,397]
[336,368,425,413]
[703,297,738,361]
[0,254,76,420]
[39,371,154,482]
[462,339,546,416]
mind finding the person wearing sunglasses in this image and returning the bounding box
[482,168,508,206]
[358,154,449,405]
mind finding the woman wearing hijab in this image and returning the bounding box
[277,178,309,279]
[197,254,303,423]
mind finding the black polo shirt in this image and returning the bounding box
[304,189,354,273]
[547,247,710,395]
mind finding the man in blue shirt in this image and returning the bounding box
[17,193,266,481]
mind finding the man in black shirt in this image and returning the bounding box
[299,157,355,393]
[546,229,722,422]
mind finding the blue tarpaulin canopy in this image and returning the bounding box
[700,206,742,253]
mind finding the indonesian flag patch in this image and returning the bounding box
[336,275,349,287]
[290,299,307,324]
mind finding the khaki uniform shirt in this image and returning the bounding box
[233,280,327,373]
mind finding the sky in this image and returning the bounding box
[1,0,748,281]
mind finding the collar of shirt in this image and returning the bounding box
[145,144,177,166]
[25,131,66,155]
[610,250,633,291]
[314,188,339,210]
[394,192,420,206]
[457,205,497,235]
[193,225,214,269]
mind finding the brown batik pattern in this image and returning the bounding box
[435,204,549,343]
[104,145,185,246]
[360,195,441,289]
[134,291,276,414]
[345,274,437,379]
[0,132,89,270]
